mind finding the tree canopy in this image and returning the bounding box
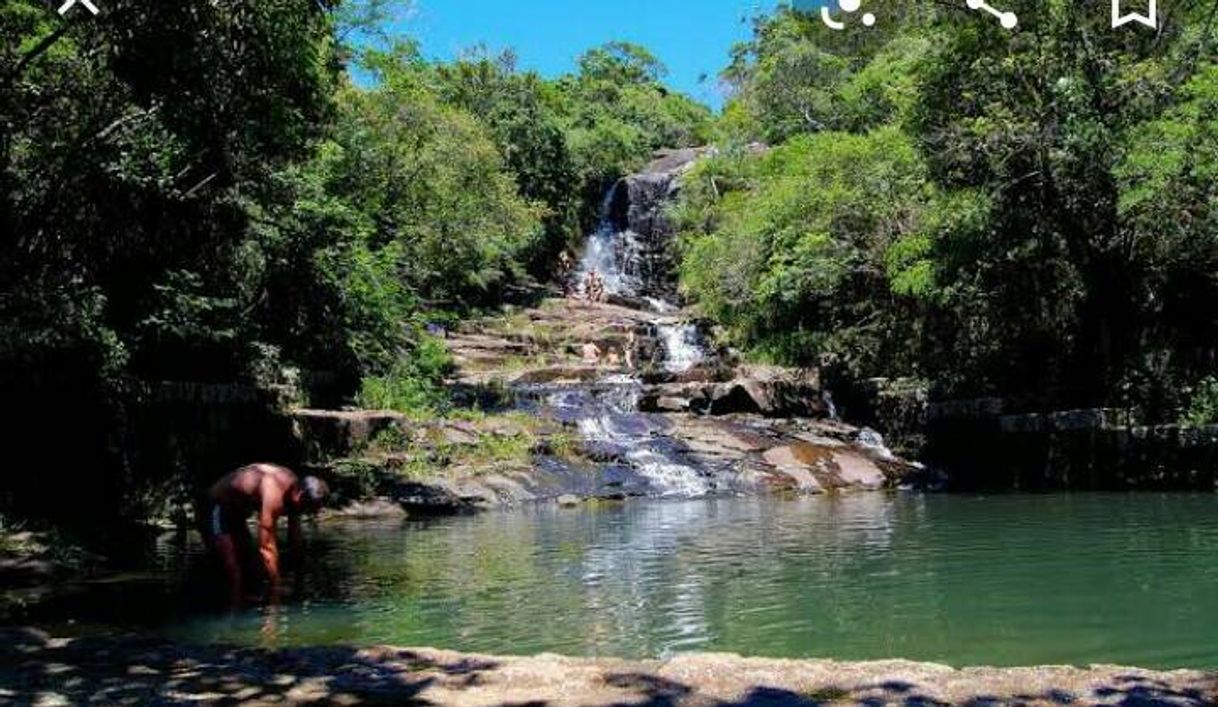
[677,1,1218,422]
[0,0,710,521]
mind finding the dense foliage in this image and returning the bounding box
[0,1,708,521]
[9,0,1216,520]
[677,1,1218,421]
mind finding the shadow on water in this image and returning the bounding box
[3,517,419,634]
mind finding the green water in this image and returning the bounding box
[44,494,1218,668]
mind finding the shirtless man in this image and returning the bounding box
[200,464,329,606]
[581,341,602,366]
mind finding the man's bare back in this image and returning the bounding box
[202,464,328,606]
[208,464,297,516]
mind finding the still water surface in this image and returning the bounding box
[32,494,1218,668]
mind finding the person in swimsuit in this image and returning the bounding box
[199,464,328,606]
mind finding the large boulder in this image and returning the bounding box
[641,366,826,418]
[725,366,826,417]
[830,451,888,489]
[759,442,890,491]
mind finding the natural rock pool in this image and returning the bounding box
[15,494,1218,670]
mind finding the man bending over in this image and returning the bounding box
[200,464,329,606]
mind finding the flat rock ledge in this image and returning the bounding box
[3,629,1215,706]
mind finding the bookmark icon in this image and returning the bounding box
[1113,0,1157,28]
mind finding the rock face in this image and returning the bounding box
[641,366,827,418]
[600,147,717,303]
[928,401,1218,491]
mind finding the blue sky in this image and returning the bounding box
[381,0,779,110]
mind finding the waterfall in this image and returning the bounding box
[823,391,840,421]
[543,381,710,498]
[620,448,711,498]
[856,427,898,461]
[657,323,706,374]
[557,174,713,498]
[574,185,645,298]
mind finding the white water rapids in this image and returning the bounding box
[657,323,705,374]
[559,183,716,497]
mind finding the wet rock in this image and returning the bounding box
[763,444,831,469]
[725,366,826,418]
[650,396,692,413]
[389,481,489,515]
[704,383,764,415]
[642,367,826,419]
[5,629,1216,707]
[793,431,848,448]
[832,452,887,489]
[765,465,825,494]
[329,498,407,520]
[760,443,834,493]
[512,366,604,385]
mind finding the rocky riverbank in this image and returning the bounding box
[4,628,1215,706]
[302,150,927,516]
[303,297,924,516]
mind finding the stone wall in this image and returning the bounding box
[923,401,1218,491]
[828,378,1218,490]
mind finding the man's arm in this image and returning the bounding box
[257,481,284,591]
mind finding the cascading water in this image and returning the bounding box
[856,427,898,461]
[540,380,711,497]
[657,323,706,374]
[560,181,715,497]
[574,186,645,298]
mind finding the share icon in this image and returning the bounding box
[966,0,1018,29]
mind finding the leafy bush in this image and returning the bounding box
[676,128,933,376]
[358,335,453,416]
[1183,377,1218,427]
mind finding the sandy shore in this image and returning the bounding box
[2,628,1215,706]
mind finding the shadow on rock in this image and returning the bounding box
[3,629,1217,707]
[0,628,494,706]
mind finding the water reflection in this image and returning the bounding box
[16,494,1218,669]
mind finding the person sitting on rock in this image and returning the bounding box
[625,330,638,370]
[583,270,598,302]
[582,341,602,366]
[586,270,606,304]
[198,463,329,607]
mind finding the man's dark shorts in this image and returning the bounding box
[197,501,245,544]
